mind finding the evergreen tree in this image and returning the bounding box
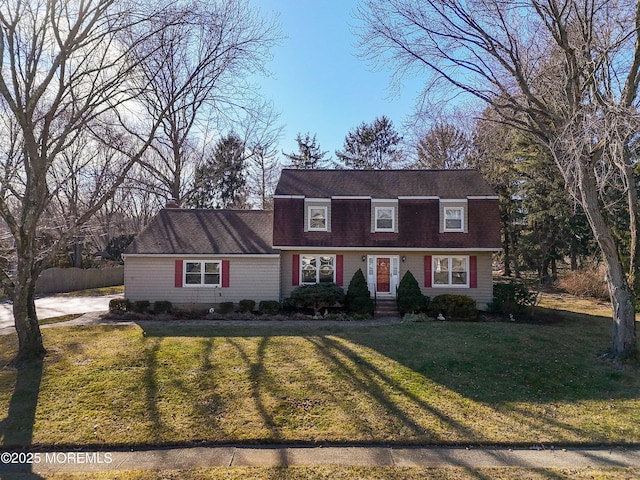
[188,134,248,209]
[283,132,329,169]
[335,115,403,169]
[346,268,374,314]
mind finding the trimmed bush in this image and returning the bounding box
[238,299,256,313]
[153,301,173,314]
[397,270,428,315]
[217,301,235,314]
[346,269,374,314]
[132,300,150,313]
[109,298,130,315]
[489,281,537,313]
[259,300,280,315]
[289,283,345,314]
[428,294,477,321]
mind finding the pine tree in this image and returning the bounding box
[283,132,329,169]
[335,116,403,169]
[188,134,248,209]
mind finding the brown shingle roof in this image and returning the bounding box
[125,209,277,255]
[274,169,496,198]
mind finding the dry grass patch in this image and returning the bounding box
[13,467,640,480]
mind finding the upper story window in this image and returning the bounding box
[375,207,395,232]
[184,260,221,287]
[444,207,464,232]
[308,206,328,231]
[301,254,335,284]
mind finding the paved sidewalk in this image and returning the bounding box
[0,445,638,474]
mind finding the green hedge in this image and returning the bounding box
[289,283,345,314]
[428,294,477,321]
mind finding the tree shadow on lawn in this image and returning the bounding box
[138,314,640,406]
[135,312,640,447]
[0,359,46,479]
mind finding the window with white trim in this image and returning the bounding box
[433,256,468,287]
[375,207,395,232]
[444,207,464,232]
[301,255,335,284]
[308,206,328,231]
[184,260,221,287]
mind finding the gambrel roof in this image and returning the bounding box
[274,169,496,198]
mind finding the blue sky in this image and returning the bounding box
[255,0,422,163]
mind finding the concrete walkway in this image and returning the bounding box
[0,445,638,474]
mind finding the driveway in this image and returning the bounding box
[0,293,122,333]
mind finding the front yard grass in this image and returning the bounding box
[0,305,639,448]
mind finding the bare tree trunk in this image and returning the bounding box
[578,161,637,358]
[12,258,46,365]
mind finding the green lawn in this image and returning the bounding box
[1,305,639,449]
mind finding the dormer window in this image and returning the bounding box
[308,206,327,231]
[444,207,464,232]
[375,207,395,232]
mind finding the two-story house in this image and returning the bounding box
[123,169,501,310]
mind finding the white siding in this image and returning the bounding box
[124,256,280,308]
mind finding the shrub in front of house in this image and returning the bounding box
[397,270,428,315]
[109,298,130,315]
[428,294,477,321]
[238,299,256,313]
[217,301,235,314]
[153,300,173,314]
[488,281,537,313]
[259,300,280,315]
[132,300,150,313]
[289,283,345,314]
[346,268,374,314]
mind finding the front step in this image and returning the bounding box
[374,298,401,318]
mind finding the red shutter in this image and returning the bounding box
[470,255,477,288]
[175,260,183,288]
[292,254,300,286]
[222,260,230,287]
[336,255,344,286]
[424,255,432,287]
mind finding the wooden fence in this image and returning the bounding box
[35,266,124,294]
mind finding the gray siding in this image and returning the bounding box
[124,256,280,308]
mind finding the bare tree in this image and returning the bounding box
[359,0,640,358]
[0,0,192,364]
[242,107,283,209]
[416,122,473,169]
[133,0,280,205]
